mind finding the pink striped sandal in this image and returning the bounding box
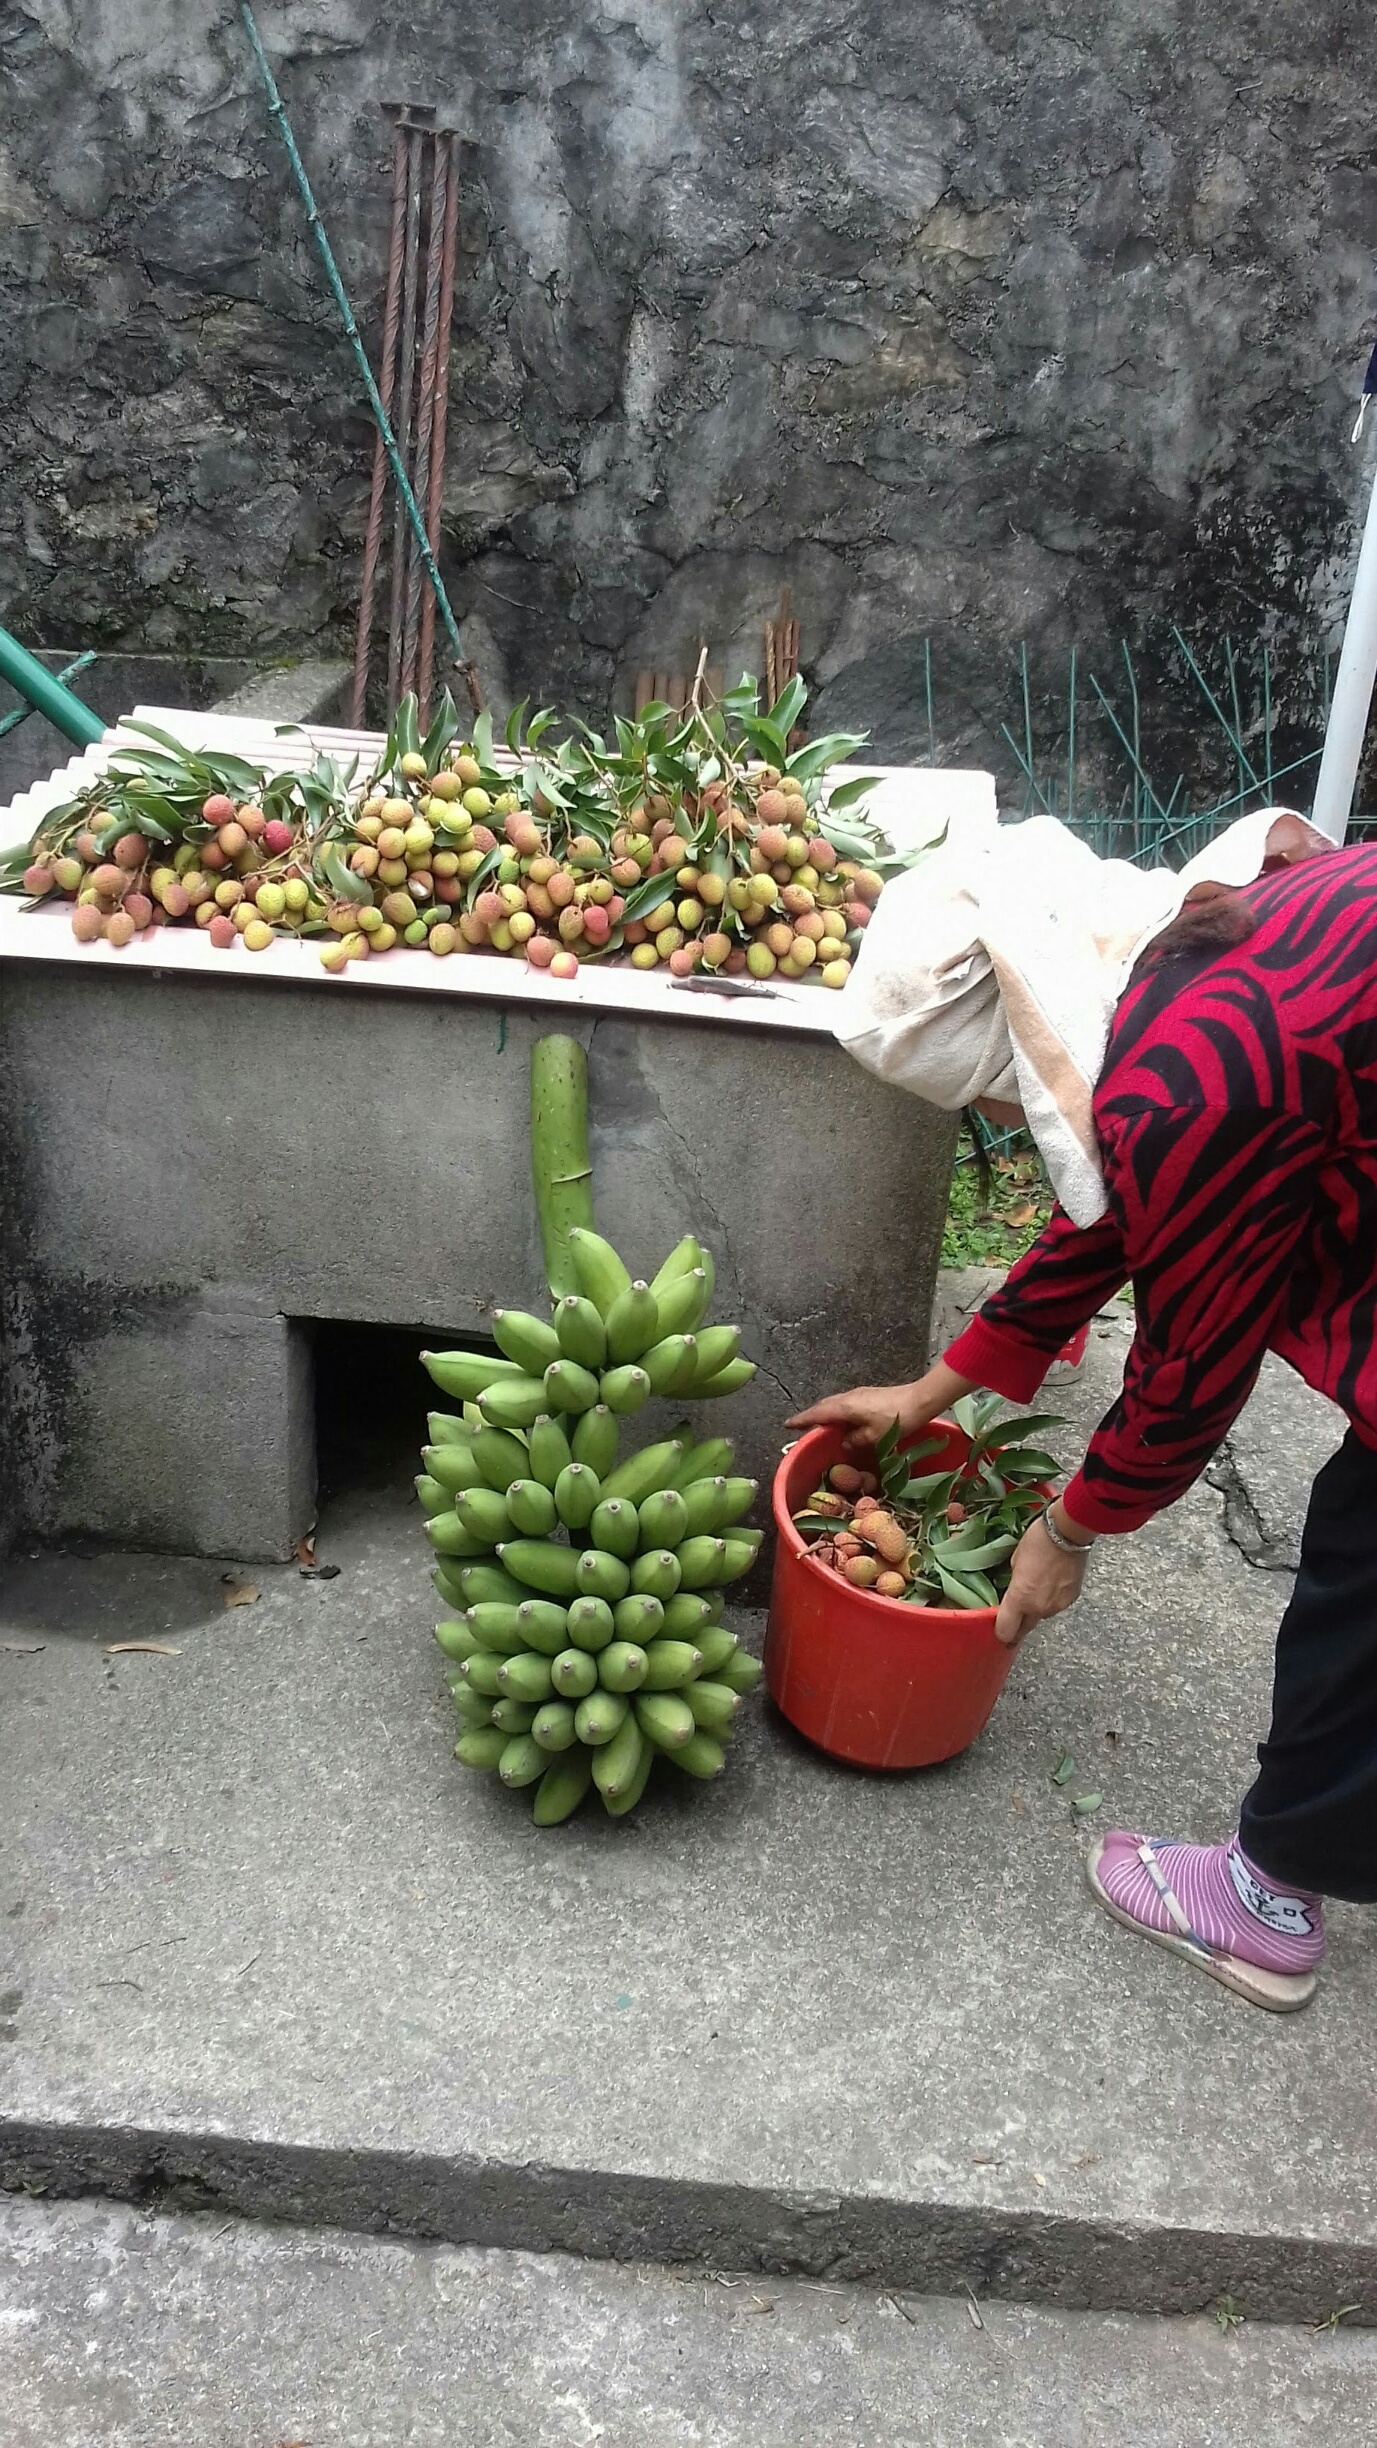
[1086,1832,1320,2014]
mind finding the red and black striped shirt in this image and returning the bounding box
[945,843,1377,1533]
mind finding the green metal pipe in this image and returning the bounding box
[0,625,104,747]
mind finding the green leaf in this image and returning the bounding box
[526,708,557,747]
[928,1532,1016,1573]
[768,674,808,739]
[319,841,371,904]
[739,716,788,764]
[463,846,503,910]
[982,1414,1066,1450]
[505,697,531,754]
[933,1562,994,1609]
[1051,1750,1076,1786]
[619,870,679,924]
[823,774,880,813]
[395,694,421,762]
[422,689,463,772]
[874,1418,903,1466]
[998,1452,1061,1482]
[1071,1792,1103,1816]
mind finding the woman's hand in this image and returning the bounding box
[994,1510,1093,1648]
[787,1362,975,1459]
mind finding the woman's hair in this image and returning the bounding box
[1128,886,1259,986]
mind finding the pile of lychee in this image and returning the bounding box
[794,1462,932,1596]
[26,791,310,953]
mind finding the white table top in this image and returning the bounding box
[0,707,994,1040]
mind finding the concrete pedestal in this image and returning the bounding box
[0,963,955,1561]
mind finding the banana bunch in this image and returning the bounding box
[416,1227,764,1824]
[422,1229,754,1428]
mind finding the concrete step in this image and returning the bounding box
[3,2193,1375,2448]
[1,1317,1372,2324]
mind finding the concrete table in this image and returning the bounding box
[0,712,974,1561]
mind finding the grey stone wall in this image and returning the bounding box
[0,1,1373,770]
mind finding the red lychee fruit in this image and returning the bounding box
[261,819,293,857]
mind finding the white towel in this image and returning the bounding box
[833,806,1333,1226]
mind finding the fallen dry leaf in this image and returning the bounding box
[1006,1200,1040,1227]
[223,1584,260,1609]
[2,1641,45,1655]
[103,1641,181,1657]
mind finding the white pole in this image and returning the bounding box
[1312,444,1377,843]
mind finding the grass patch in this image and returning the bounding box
[942,1132,1052,1267]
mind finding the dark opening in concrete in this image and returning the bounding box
[309,1320,489,1504]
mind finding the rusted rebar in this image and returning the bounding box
[400,133,450,708]
[417,132,461,725]
[385,124,425,717]
[349,122,409,727]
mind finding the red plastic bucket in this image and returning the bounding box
[1058,1323,1090,1367]
[764,1421,1018,1770]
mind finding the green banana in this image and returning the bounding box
[629,1547,682,1601]
[532,1746,594,1824]
[568,1225,632,1318]
[640,1639,704,1690]
[634,1690,695,1750]
[687,1324,741,1384]
[575,1689,630,1746]
[613,1593,664,1644]
[434,1617,480,1662]
[552,1647,599,1698]
[499,1733,547,1787]
[433,1563,470,1609]
[427,1410,472,1445]
[639,1334,698,1395]
[527,1414,574,1490]
[575,1547,631,1602]
[505,1478,558,1538]
[597,1640,648,1693]
[589,1497,639,1560]
[715,1476,758,1528]
[685,1680,741,1737]
[599,1364,650,1415]
[716,1531,763,1583]
[422,1350,526,1401]
[696,1242,716,1309]
[668,1435,735,1489]
[478,1375,550,1431]
[694,1359,756,1399]
[601,1739,654,1817]
[651,1267,710,1337]
[716,1647,763,1694]
[470,1425,529,1491]
[672,1536,726,1589]
[648,1235,701,1298]
[554,1294,607,1370]
[455,1725,507,1771]
[423,1442,484,1495]
[497,1539,581,1597]
[554,1462,600,1530]
[599,1440,685,1506]
[450,1684,494,1728]
[660,1591,718,1640]
[591,1710,646,1799]
[605,1280,660,1363]
[457,1650,505,1696]
[426,1512,490,1558]
[497,1651,556,1704]
[566,1595,615,1652]
[514,1599,571,1657]
[460,1563,530,1607]
[491,1697,537,1735]
[637,1487,690,1550]
[464,1603,530,1656]
[690,1622,739,1674]
[455,1486,513,1546]
[415,1474,448,1514]
[544,1357,602,1415]
[492,1309,563,1374]
[674,1731,726,1778]
[531,1700,578,1752]
[680,1476,727,1537]
[571,1404,619,1476]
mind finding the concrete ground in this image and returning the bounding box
[2,1277,1371,2340]
[3,2192,1376,2448]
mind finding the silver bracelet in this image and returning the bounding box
[1042,1503,1096,1556]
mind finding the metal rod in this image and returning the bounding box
[0,627,103,746]
[1312,448,1377,842]
[418,133,461,723]
[238,6,466,677]
[401,134,449,705]
[386,125,425,714]
[350,123,409,727]
[0,648,98,743]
